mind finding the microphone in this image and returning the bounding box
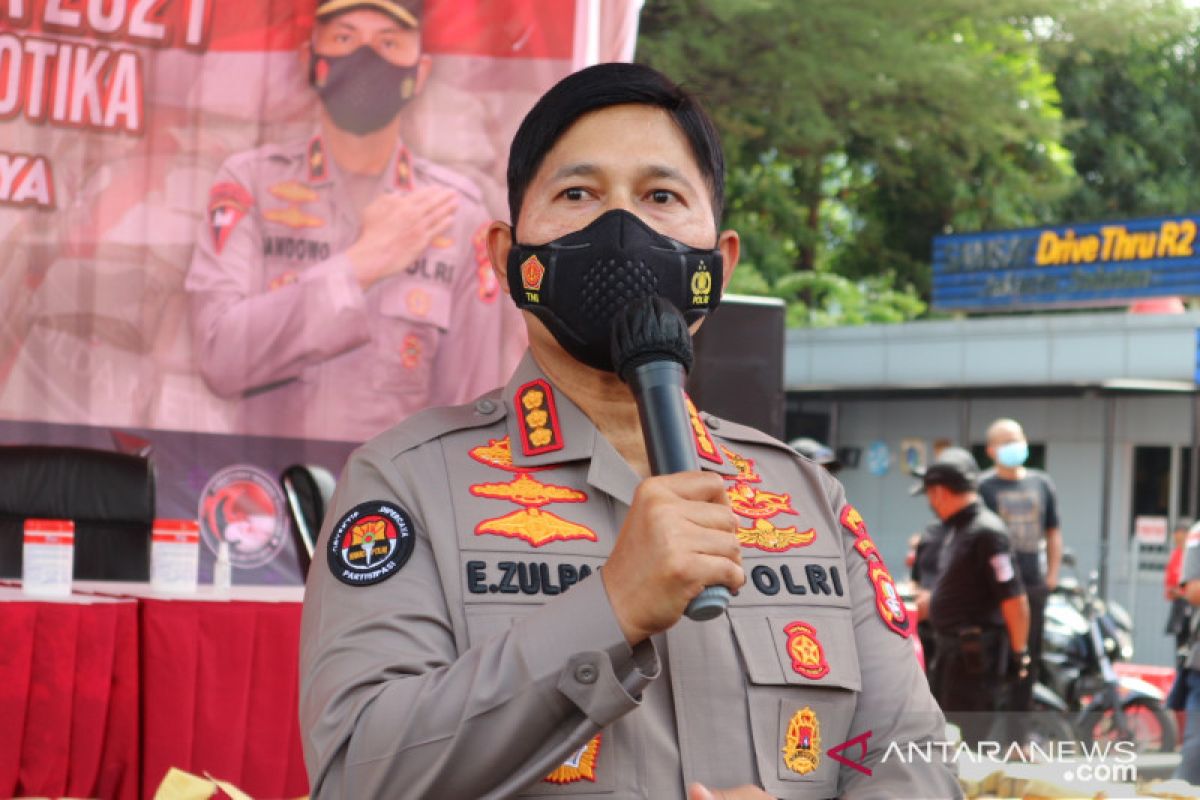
[611,295,731,621]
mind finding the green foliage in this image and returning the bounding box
[636,0,1197,326]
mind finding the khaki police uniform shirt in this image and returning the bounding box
[186,132,524,442]
[300,353,959,799]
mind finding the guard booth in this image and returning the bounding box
[783,213,1200,667]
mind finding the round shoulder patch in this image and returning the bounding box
[327,501,416,587]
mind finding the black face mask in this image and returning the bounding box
[507,209,723,372]
[310,45,419,136]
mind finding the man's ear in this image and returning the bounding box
[486,221,514,296]
[413,53,433,95]
[717,228,740,290]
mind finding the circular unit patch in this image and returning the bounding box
[327,501,415,587]
[198,464,289,569]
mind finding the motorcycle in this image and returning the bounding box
[1032,552,1177,752]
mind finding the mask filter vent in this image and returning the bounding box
[581,258,659,325]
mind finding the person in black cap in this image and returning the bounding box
[912,446,1030,746]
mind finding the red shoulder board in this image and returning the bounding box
[307,136,327,183]
[515,379,563,457]
[393,147,413,191]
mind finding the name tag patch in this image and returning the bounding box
[465,559,594,597]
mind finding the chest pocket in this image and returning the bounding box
[463,604,623,796]
[729,606,861,798]
[371,282,451,395]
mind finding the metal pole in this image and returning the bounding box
[829,401,841,449]
[959,397,970,449]
[1098,395,1116,601]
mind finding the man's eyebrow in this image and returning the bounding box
[640,164,691,184]
[548,163,697,187]
[548,163,599,181]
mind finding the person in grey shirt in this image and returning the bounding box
[299,62,960,799]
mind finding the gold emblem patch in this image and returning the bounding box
[783,707,821,775]
[727,482,797,520]
[736,519,815,552]
[268,180,318,204]
[470,473,595,547]
[264,206,324,229]
[544,734,601,784]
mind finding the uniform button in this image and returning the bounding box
[574,663,598,684]
[705,416,721,430]
[475,399,497,415]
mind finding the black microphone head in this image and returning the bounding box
[610,295,695,384]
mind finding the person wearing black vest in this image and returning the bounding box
[912,447,1030,746]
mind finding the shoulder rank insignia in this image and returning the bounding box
[737,518,815,553]
[685,397,723,465]
[784,621,829,680]
[326,501,415,587]
[471,473,596,547]
[394,147,413,191]
[207,182,253,254]
[307,135,327,183]
[516,379,563,456]
[544,734,601,784]
[783,707,820,775]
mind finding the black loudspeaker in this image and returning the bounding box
[687,294,786,439]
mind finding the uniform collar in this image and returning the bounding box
[305,131,415,192]
[502,352,740,501]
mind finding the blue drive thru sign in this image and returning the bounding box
[932,215,1200,311]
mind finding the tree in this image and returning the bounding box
[636,0,1191,324]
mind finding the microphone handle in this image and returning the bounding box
[629,361,732,622]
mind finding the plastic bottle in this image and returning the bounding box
[213,541,232,590]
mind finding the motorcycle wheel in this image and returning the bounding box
[1080,697,1179,753]
[1026,702,1077,748]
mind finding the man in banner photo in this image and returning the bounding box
[300,62,958,799]
[186,0,524,442]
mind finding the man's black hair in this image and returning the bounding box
[506,62,725,231]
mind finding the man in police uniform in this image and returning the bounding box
[300,63,959,799]
[1171,523,1200,783]
[186,0,523,442]
[912,447,1029,747]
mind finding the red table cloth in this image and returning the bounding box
[0,593,140,799]
[140,597,309,798]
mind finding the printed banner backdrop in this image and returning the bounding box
[0,0,642,584]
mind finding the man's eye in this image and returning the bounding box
[649,190,676,204]
[563,188,587,201]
